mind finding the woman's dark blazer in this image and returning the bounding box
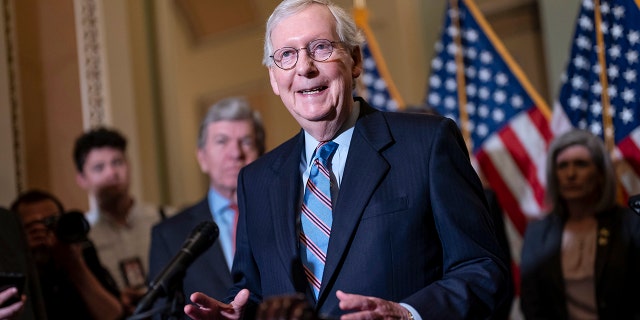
[520,205,640,319]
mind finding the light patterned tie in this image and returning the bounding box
[300,141,338,299]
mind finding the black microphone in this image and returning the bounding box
[134,221,219,315]
[629,194,640,215]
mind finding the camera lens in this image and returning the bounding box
[55,210,90,243]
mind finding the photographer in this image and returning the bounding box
[10,190,123,320]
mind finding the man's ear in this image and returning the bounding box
[76,172,88,189]
[196,149,208,173]
[351,45,363,78]
[269,67,281,96]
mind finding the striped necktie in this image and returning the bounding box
[299,141,338,299]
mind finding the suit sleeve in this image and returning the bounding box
[148,225,168,284]
[403,118,511,319]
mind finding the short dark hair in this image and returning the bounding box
[73,127,127,173]
[10,189,65,216]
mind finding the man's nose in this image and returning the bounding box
[228,141,244,158]
[566,164,577,177]
[296,49,318,75]
[105,164,120,179]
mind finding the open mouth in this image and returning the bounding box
[299,86,328,94]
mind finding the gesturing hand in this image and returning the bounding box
[184,289,250,320]
[337,290,411,320]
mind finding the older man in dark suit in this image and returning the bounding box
[148,97,265,319]
[184,1,511,319]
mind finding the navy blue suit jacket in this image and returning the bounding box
[231,99,510,319]
[149,198,232,319]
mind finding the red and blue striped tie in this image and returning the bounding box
[300,141,338,299]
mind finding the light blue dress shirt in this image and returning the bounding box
[300,103,359,192]
[207,188,236,271]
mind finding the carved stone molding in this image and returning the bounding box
[74,0,110,128]
[2,0,24,193]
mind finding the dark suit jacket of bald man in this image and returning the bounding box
[149,198,232,319]
[230,98,511,319]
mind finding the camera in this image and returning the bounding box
[42,210,91,243]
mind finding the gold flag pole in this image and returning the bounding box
[451,0,472,151]
[593,0,615,152]
[352,0,406,109]
[594,0,627,202]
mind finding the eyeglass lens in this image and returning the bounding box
[272,39,335,70]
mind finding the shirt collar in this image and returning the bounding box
[207,188,232,215]
[303,100,359,166]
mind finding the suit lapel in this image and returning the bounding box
[547,216,566,296]
[268,132,308,293]
[318,102,393,304]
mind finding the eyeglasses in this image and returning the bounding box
[23,215,58,231]
[270,39,340,70]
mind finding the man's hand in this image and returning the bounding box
[184,289,250,320]
[337,290,411,320]
[50,241,84,271]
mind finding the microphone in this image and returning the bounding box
[134,221,219,315]
[629,194,640,215]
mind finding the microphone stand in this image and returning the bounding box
[162,281,185,320]
[128,271,186,320]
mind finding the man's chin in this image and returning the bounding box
[97,185,127,202]
[31,246,53,266]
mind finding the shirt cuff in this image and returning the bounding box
[399,303,422,320]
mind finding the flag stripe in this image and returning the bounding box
[499,118,546,207]
[528,106,554,143]
[514,108,551,187]
[477,148,528,235]
[484,134,545,217]
[618,130,640,178]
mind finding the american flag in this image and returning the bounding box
[353,7,404,111]
[425,0,553,303]
[552,0,640,198]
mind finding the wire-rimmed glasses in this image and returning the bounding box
[270,39,340,70]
